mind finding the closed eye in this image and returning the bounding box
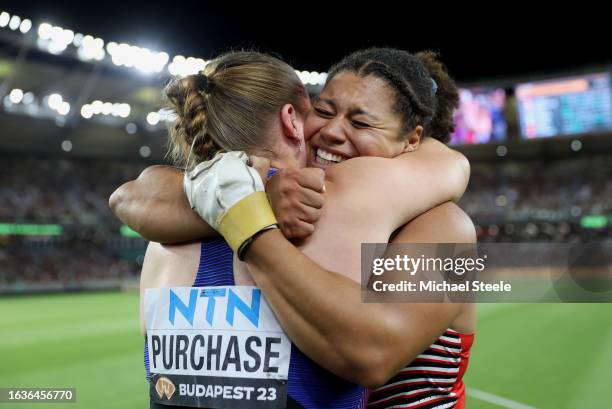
[352,120,370,128]
[314,107,333,117]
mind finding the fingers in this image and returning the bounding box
[265,166,325,240]
[296,168,325,193]
[276,198,320,238]
[298,187,325,209]
[280,218,315,240]
[296,203,321,223]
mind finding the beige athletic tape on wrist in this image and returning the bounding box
[217,191,278,255]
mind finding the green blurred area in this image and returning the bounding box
[1,293,611,408]
[465,303,612,408]
[0,223,63,236]
[0,292,147,409]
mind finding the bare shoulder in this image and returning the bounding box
[323,157,406,208]
[144,241,201,265]
[416,202,474,229]
[324,156,389,185]
[141,241,201,289]
[324,141,469,191]
[394,202,476,244]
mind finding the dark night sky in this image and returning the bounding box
[4,1,611,82]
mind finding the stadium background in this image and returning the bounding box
[1,4,611,408]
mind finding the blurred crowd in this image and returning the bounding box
[0,154,146,287]
[0,155,145,228]
[1,153,610,286]
[462,155,612,241]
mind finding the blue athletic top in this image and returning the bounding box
[144,237,368,409]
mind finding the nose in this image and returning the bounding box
[319,117,347,146]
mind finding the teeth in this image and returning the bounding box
[316,148,344,163]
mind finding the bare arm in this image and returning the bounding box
[109,139,467,243]
[325,138,470,231]
[109,165,215,243]
[263,138,469,240]
[244,203,476,388]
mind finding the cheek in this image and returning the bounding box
[304,114,326,141]
[352,135,393,158]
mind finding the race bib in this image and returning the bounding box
[145,286,291,408]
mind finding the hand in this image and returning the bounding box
[266,167,325,240]
[183,151,277,256]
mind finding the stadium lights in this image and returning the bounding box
[9,89,24,104]
[146,108,176,126]
[80,104,93,119]
[47,93,63,110]
[3,89,40,117]
[37,23,74,54]
[22,92,34,105]
[296,70,327,86]
[101,102,112,115]
[36,22,103,60]
[37,23,52,39]
[1,10,328,131]
[91,100,103,113]
[146,111,160,126]
[54,27,74,45]
[0,12,9,28]
[107,42,169,74]
[77,35,105,61]
[80,100,131,119]
[167,56,207,77]
[57,102,70,116]
[6,12,329,83]
[61,140,73,152]
[8,15,20,31]
[1,89,120,122]
[19,19,31,33]
[125,122,138,134]
[139,145,151,158]
[72,33,84,47]
[44,93,70,116]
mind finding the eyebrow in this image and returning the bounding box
[316,97,336,109]
[350,108,380,122]
[317,98,381,122]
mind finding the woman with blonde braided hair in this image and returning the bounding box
[111,48,474,409]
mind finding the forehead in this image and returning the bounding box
[319,72,396,114]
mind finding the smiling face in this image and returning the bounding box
[304,72,413,169]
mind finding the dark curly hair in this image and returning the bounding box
[326,48,459,143]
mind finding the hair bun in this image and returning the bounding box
[195,73,211,93]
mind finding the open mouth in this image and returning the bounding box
[313,147,347,166]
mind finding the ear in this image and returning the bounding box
[280,103,304,147]
[401,125,423,153]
